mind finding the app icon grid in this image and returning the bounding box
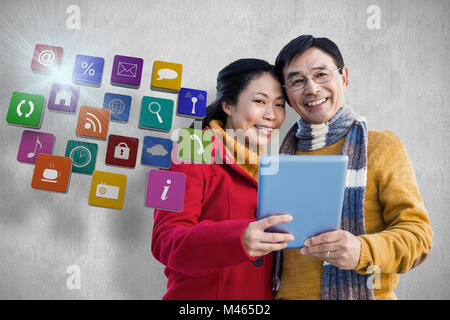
[7,44,213,211]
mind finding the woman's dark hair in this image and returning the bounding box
[274,35,345,85]
[197,58,279,128]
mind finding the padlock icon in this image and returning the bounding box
[114,142,130,160]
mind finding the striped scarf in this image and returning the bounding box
[294,105,374,300]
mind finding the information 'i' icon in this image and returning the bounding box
[160,179,171,200]
[145,170,186,212]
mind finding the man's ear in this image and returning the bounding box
[221,101,233,117]
[341,66,349,90]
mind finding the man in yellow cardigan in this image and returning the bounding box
[273,35,433,300]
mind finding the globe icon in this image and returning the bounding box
[108,98,125,115]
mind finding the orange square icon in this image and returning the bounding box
[31,153,72,193]
[76,106,110,140]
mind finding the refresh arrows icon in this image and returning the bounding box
[6,92,44,128]
[17,99,34,117]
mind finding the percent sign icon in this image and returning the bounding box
[82,61,95,76]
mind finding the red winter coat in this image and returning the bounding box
[151,142,274,300]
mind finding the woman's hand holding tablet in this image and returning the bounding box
[241,214,294,258]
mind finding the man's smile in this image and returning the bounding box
[304,97,329,109]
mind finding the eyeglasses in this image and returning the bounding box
[283,67,342,92]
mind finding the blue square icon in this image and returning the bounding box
[72,54,104,87]
[142,136,173,168]
[177,88,207,118]
[103,93,131,122]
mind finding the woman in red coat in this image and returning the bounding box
[151,59,294,300]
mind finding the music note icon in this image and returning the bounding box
[17,130,55,164]
[27,136,42,158]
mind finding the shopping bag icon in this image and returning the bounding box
[114,142,130,160]
[117,62,137,77]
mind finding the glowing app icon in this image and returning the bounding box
[31,154,72,193]
[31,44,63,74]
[177,88,207,118]
[110,55,143,88]
[17,130,55,164]
[6,92,45,128]
[145,169,186,212]
[177,128,213,164]
[48,83,80,113]
[103,93,131,122]
[151,61,183,92]
[76,106,110,140]
[72,54,105,87]
[141,136,173,168]
[65,140,98,174]
[105,134,139,168]
[139,96,173,131]
[89,171,127,209]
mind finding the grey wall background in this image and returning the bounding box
[0,0,448,299]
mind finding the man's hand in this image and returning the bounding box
[300,230,361,270]
[242,215,294,258]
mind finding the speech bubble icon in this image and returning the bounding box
[157,68,178,80]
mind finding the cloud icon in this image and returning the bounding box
[157,68,178,80]
[146,144,168,156]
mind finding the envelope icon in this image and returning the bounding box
[117,62,137,78]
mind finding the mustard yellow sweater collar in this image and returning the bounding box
[208,119,260,181]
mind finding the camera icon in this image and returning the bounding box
[89,171,127,209]
[95,182,119,200]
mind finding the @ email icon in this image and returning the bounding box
[89,170,127,209]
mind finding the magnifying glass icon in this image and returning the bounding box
[148,102,163,123]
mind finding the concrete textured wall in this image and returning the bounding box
[0,0,449,299]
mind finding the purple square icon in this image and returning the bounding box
[145,169,186,212]
[110,55,143,88]
[48,83,79,113]
[17,130,55,163]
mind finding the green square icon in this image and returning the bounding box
[65,140,98,174]
[6,92,45,128]
[139,96,173,131]
[177,128,213,164]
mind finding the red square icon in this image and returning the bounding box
[31,44,64,73]
[31,154,72,193]
[105,134,139,168]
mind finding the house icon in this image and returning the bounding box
[55,89,72,106]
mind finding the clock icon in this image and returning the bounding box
[69,145,92,168]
